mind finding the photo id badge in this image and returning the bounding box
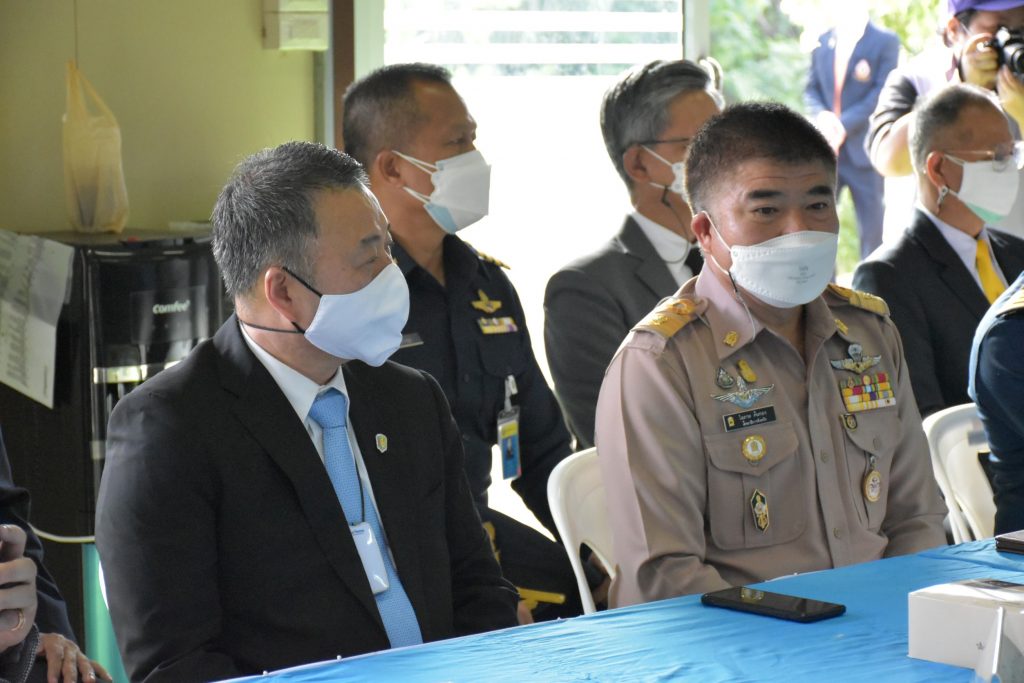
[498,407,521,480]
[350,522,389,594]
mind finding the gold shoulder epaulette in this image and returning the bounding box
[997,287,1024,316]
[463,241,511,269]
[827,283,889,317]
[477,250,510,270]
[633,297,698,339]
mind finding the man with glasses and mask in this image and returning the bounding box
[869,0,1024,238]
[855,84,1024,418]
[342,64,581,621]
[596,103,946,607]
[95,142,518,682]
[544,59,721,451]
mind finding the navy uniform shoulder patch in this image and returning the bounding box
[633,297,701,339]
[826,284,889,317]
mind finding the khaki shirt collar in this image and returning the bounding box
[695,268,838,361]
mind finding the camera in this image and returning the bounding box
[991,27,1024,76]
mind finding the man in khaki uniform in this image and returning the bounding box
[596,102,947,607]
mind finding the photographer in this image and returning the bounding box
[869,2,1024,206]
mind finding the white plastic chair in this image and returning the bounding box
[547,447,615,614]
[923,402,995,542]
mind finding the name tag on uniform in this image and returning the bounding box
[498,407,521,480]
[478,317,518,335]
[350,522,389,594]
[723,405,777,433]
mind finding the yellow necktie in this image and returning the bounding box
[976,237,1005,304]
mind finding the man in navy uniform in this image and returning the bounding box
[970,271,1024,533]
[805,6,900,258]
[342,63,583,619]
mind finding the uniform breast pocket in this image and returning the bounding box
[703,421,805,551]
[841,409,899,531]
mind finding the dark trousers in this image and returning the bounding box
[480,507,583,620]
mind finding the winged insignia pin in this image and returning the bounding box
[712,376,774,410]
[830,342,881,374]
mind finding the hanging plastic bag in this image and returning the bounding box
[62,60,129,233]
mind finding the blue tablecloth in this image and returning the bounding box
[230,540,1024,682]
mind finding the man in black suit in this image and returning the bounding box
[854,84,1024,417]
[95,142,518,683]
[544,60,721,449]
[805,7,900,258]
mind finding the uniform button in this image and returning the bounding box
[820,451,830,463]
[462,373,471,383]
[833,527,842,539]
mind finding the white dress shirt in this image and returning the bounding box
[920,205,1007,291]
[239,324,387,528]
[631,210,697,286]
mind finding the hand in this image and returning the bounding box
[814,111,846,152]
[960,32,999,89]
[998,66,1024,129]
[36,633,112,683]
[515,601,534,625]
[0,525,36,654]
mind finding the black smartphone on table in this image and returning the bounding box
[701,586,846,623]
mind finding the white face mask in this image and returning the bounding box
[642,145,688,201]
[289,262,410,366]
[707,217,838,308]
[396,149,491,233]
[945,155,1021,225]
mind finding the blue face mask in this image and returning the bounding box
[394,150,491,233]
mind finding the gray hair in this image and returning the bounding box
[211,141,368,299]
[600,59,724,187]
[911,83,1003,172]
[342,63,453,167]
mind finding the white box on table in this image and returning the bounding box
[909,579,1024,668]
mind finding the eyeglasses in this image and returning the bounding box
[633,137,692,148]
[943,142,1024,172]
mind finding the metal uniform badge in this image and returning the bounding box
[471,289,502,313]
[863,455,882,503]
[713,376,773,410]
[375,433,388,453]
[750,489,769,532]
[742,435,766,465]
[723,331,739,347]
[736,359,757,383]
[841,413,858,431]
[830,342,881,374]
[716,367,735,389]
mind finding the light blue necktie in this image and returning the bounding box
[308,389,423,648]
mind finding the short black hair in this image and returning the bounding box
[342,63,453,167]
[211,141,368,298]
[685,102,836,213]
[600,59,722,187]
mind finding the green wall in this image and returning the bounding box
[0,0,316,233]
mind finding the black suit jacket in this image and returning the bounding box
[544,217,693,448]
[95,317,517,683]
[853,211,1024,416]
[804,22,900,170]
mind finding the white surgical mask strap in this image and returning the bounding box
[643,145,676,192]
[702,212,757,340]
[393,150,437,175]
